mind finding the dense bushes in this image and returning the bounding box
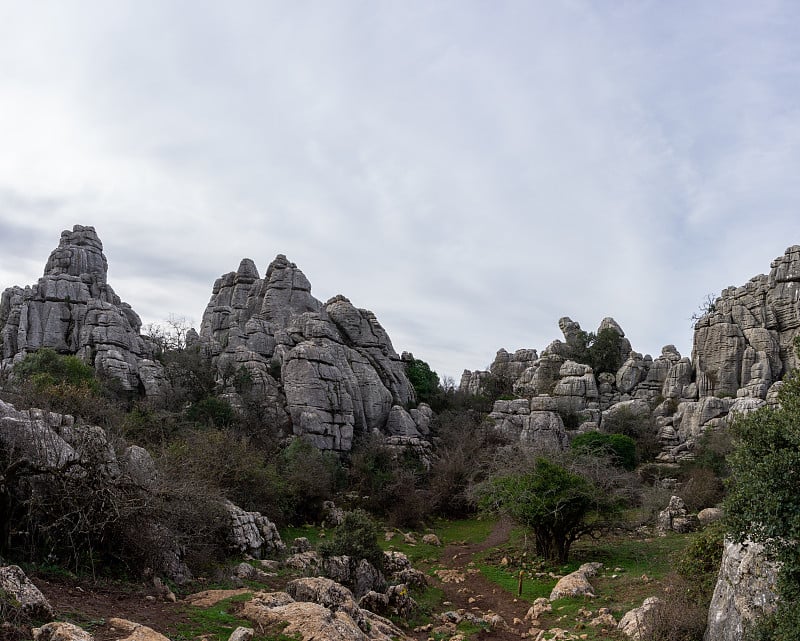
[570,431,637,470]
[319,509,384,571]
[405,358,440,406]
[8,348,121,426]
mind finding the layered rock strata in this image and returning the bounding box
[0,225,167,396]
[198,255,422,452]
[693,245,800,399]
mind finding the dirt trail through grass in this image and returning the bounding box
[417,517,533,640]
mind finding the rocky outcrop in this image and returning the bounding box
[241,586,411,641]
[704,540,780,641]
[617,597,661,640]
[486,397,568,453]
[225,501,285,558]
[0,225,167,396]
[198,256,418,452]
[656,496,697,534]
[693,245,800,399]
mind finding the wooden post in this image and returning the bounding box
[518,570,524,596]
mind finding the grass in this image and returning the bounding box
[279,524,326,549]
[178,593,303,641]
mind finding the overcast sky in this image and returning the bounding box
[1,1,799,380]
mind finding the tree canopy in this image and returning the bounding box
[480,458,617,563]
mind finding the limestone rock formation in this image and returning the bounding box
[656,496,697,534]
[0,225,167,396]
[693,245,800,398]
[225,500,285,558]
[549,562,603,600]
[198,256,417,451]
[107,618,171,641]
[0,564,54,620]
[486,398,568,452]
[704,540,780,641]
[617,597,661,640]
[33,622,94,641]
[241,586,410,641]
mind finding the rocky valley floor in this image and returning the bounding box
[14,518,706,641]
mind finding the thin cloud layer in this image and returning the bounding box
[1,2,799,379]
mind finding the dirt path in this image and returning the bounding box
[415,518,533,640]
[36,576,190,641]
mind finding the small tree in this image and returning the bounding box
[480,458,616,563]
[319,509,384,571]
[405,358,440,405]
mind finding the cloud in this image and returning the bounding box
[1,1,800,379]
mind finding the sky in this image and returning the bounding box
[1,1,800,381]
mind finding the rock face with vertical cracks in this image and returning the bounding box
[198,255,420,452]
[692,245,800,398]
[0,225,167,396]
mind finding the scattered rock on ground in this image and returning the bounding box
[33,622,93,641]
[549,562,603,599]
[107,618,171,641]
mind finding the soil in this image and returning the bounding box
[28,519,532,641]
[411,517,533,641]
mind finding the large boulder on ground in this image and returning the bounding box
[0,565,54,620]
[241,589,410,641]
[617,597,661,640]
[106,619,170,641]
[32,622,93,641]
[549,562,603,600]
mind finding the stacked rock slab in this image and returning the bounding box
[693,245,800,399]
[198,255,419,452]
[0,225,166,396]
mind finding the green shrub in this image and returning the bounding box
[185,396,236,427]
[677,521,725,600]
[405,358,440,405]
[13,348,99,392]
[318,509,384,571]
[571,431,637,470]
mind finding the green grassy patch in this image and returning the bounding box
[280,524,326,549]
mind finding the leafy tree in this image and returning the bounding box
[587,327,625,375]
[563,327,624,375]
[318,508,384,571]
[479,458,617,563]
[570,432,637,471]
[725,358,800,638]
[405,358,440,405]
